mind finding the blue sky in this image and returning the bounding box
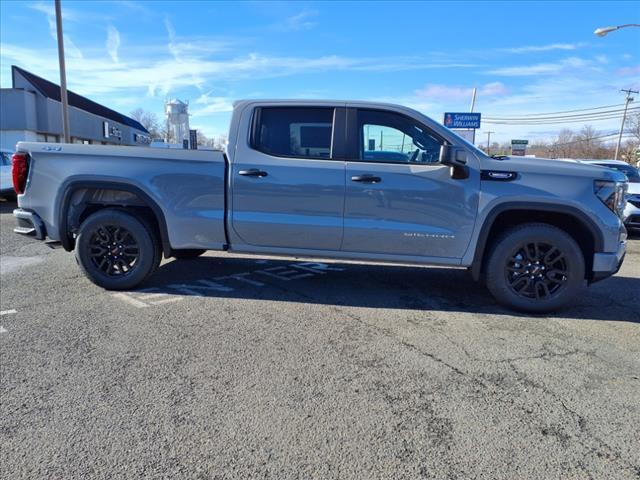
[1,0,638,143]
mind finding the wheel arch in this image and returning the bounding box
[471,202,604,282]
[57,179,173,257]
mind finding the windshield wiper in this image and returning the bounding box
[491,154,509,160]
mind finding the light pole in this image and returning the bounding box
[594,23,639,160]
[614,89,638,161]
[55,0,71,143]
[594,24,640,37]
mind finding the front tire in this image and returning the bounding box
[485,223,585,313]
[75,209,161,290]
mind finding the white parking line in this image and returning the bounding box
[111,293,149,308]
[111,262,347,309]
[138,292,169,300]
[150,297,183,305]
[198,279,234,292]
[0,309,17,316]
[214,272,265,287]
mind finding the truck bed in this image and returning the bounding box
[16,142,228,251]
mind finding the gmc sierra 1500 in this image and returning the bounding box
[12,100,628,312]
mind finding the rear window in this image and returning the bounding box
[252,107,334,159]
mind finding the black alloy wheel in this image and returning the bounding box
[485,223,585,313]
[88,225,140,276]
[506,241,568,300]
[75,209,161,290]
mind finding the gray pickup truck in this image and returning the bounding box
[12,100,628,312]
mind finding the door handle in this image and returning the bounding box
[351,174,381,183]
[239,168,268,177]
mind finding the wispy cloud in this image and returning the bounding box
[616,65,640,76]
[112,0,157,18]
[164,17,230,61]
[28,1,83,59]
[0,40,478,100]
[27,1,78,22]
[106,25,120,63]
[274,10,319,31]
[487,57,595,76]
[192,92,234,115]
[415,81,509,101]
[501,43,584,54]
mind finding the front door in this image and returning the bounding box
[230,106,346,251]
[342,108,478,259]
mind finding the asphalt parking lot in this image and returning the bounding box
[1,198,639,479]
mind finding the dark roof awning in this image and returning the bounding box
[11,65,149,134]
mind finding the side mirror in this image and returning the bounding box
[439,145,469,179]
[439,145,468,166]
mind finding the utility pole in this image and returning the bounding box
[55,0,71,143]
[469,87,477,144]
[485,131,494,155]
[615,88,638,160]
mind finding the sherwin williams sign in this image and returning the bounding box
[443,112,481,129]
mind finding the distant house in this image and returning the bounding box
[0,65,150,151]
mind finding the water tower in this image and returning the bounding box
[165,99,190,144]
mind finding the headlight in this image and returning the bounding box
[594,180,627,217]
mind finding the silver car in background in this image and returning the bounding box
[0,150,14,196]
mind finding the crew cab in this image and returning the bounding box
[12,100,628,312]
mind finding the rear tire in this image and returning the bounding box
[485,223,585,313]
[172,249,206,260]
[75,209,161,290]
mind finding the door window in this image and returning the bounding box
[252,107,334,159]
[358,109,442,164]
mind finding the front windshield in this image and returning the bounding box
[596,163,640,183]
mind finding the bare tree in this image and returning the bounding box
[625,111,640,143]
[212,134,228,150]
[574,125,602,158]
[130,108,164,140]
[553,129,575,158]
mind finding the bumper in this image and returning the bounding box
[590,238,626,283]
[13,208,46,240]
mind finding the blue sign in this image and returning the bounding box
[443,112,481,129]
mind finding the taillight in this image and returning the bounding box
[12,153,29,195]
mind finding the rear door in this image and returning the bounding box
[342,107,478,259]
[230,105,346,251]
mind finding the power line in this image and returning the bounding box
[485,103,627,118]
[484,110,639,125]
[486,106,632,119]
[484,107,639,122]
